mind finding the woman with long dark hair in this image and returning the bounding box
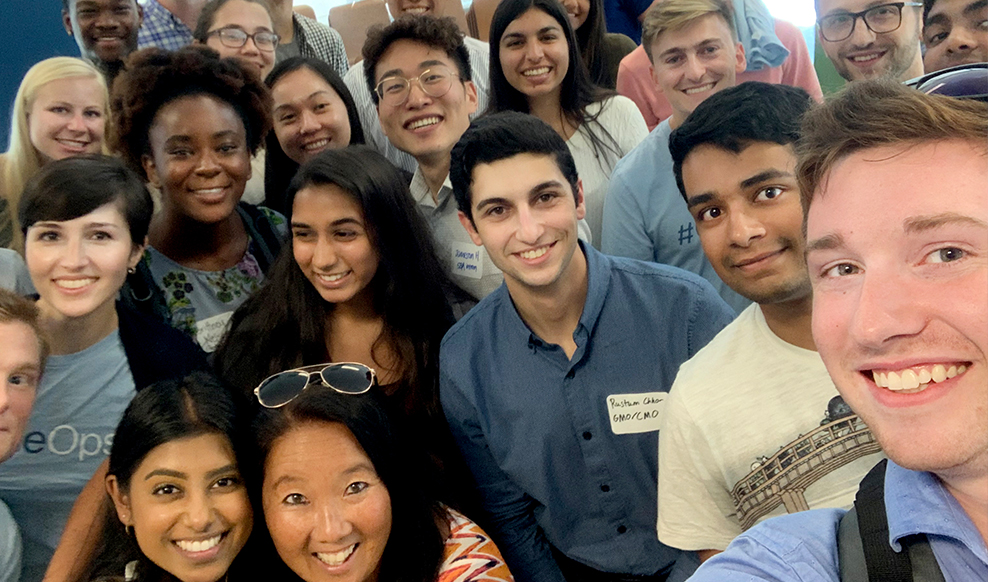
[561,0,636,89]
[252,374,513,582]
[263,58,365,214]
[488,0,648,245]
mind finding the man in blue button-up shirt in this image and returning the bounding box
[440,111,734,582]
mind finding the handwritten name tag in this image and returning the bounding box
[196,312,233,353]
[606,392,666,435]
[451,242,483,280]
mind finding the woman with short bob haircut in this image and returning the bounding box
[90,372,255,582]
[252,380,513,582]
[1,57,109,250]
[263,57,365,214]
[488,0,647,244]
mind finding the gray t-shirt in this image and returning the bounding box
[276,37,301,64]
[0,331,135,582]
[0,250,34,296]
[0,500,21,582]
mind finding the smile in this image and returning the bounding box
[315,544,356,566]
[732,248,785,269]
[518,244,551,260]
[302,138,330,151]
[683,82,715,95]
[403,6,428,13]
[406,116,440,130]
[848,51,885,63]
[523,67,551,77]
[54,277,97,290]
[56,138,92,150]
[174,533,223,553]
[316,271,350,283]
[870,363,969,394]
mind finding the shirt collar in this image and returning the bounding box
[885,460,988,563]
[410,167,453,209]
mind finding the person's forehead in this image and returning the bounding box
[0,321,41,366]
[375,39,456,80]
[73,0,137,10]
[927,0,984,19]
[651,12,734,53]
[684,142,798,190]
[818,0,892,15]
[471,153,570,199]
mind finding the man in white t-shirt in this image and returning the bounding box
[0,290,48,582]
[657,82,885,564]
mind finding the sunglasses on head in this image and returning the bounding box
[254,362,377,408]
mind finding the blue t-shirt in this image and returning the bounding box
[440,242,735,582]
[601,119,750,314]
[603,0,652,44]
[0,500,21,582]
[0,331,136,582]
[688,460,988,582]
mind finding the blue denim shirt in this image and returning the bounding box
[440,243,734,582]
[689,460,988,581]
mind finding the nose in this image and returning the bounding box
[61,235,89,270]
[727,209,765,247]
[67,112,87,133]
[945,28,979,57]
[846,264,927,350]
[314,499,353,541]
[241,35,261,56]
[847,14,877,46]
[525,41,545,62]
[94,9,118,29]
[194,149,221,176]
[182,490,215,531]
[312,237,337,270]
[299,109,320,134]
[515,204,545,244]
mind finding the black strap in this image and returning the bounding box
[236,203,284,273]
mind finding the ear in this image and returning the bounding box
[457,210,484,247]
[105,475,133,527]
[463,80,479,116]
[649,64,663,95]
[136,3,144,27]
[63,10,74,36]
[734,42,747,75]
[574,179,586,221]
[142,154,161,189]
[128,236,148,271]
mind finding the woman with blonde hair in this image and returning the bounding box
[0,57,109,250]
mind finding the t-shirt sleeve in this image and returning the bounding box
[601,162,655,262]
[0,502,22,582]
[440,509,516,581]
[440,367,567,582]
[658,373,743,551]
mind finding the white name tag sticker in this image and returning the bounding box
[606,392,666,435]
[451,242,483,280]
[195,312,233,353]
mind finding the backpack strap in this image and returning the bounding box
[838,459,946,582]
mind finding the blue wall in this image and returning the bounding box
[1,1,79,150]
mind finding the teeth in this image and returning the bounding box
[175,535,221,553]
[56,278,96,289]
[315,544,356,566]
[405,6,428,13]
[194,187,224,195]
[407,116,440,130]
[851,54,881,62]
[520,246,549,260]
[303,139,329,151]
[872,363,970,392]
[523,67,550,76]
[317,271,349,283]
[684,83,715,95]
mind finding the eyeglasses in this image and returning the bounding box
[375,66,460,107]
[254,363,377,408]
[207,27,280,52]
[817,2,922,42]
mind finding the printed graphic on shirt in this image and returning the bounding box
[730,397,882,529]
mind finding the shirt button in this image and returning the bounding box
[600,485,610,492]
[566,370,575,379]
[617,525,627,534]
[582,432,592,440]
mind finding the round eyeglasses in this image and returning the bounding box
[375,66,460,107]
[817,2,923,42]
[207,27,280,52]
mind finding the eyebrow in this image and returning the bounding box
[967,0,988,15]
[290,217,362,229]
[805,232,845,254]
[739,169,792,190]
[904,212,988,233]
[274,90,333,110]
[686,193,714,209]
[658,37,723,59]
[163,130,239,144]
[474,180,566,212]
[144,463,238,482]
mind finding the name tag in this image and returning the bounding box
[606,392,666,435]
[196,312,233,353]
[451,242,483,280]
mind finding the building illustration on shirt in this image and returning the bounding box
[730,397,882,529]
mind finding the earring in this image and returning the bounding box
[127,267,136,275]
[125,524,133,536]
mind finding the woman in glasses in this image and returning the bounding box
[253,375,513,582]
[488,0,648,245]
[89,372,256,582]
[193,0,281,206]
[112,46,286,354]
[216,147,474,509]
[262,58,364,214]
[0,155,207,580]
[0,57,108,251]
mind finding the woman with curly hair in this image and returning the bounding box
[488,0,648,245]
[0,57,108,250]
[112,46,285,353]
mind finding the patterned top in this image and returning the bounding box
[142,207,285,353]
[292,13,349,79]
[137,0,193,51]
[440,509,514,582]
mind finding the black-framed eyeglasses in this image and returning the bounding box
[817,2,923,42]
[254,362,377,408]
[207,27,280,52]
[375,66,460,107]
